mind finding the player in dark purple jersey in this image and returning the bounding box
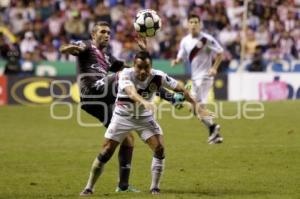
[60,22,184,195]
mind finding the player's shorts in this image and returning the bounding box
[191,77,213,104]
[104,113,163,143]
[80,74,118,128]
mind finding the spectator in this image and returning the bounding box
[20,51,35,75]
[64,10,86,40]
[244,29,257,59]
[0,32,21,75]
[47,11,65,38]
[248,46,266,72]
[278,31,298,59]
[20,31,38,56]
[255,23,270,52]
[263,43,283,61]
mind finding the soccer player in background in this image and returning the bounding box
[81,51,212,195]
[60,21,184,195]
[171,14,224,144]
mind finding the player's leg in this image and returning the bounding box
[194,78,223,144]
[103,102,138,192]
[80,138,119,196]
[116,133,140,192]
[80,113,131,196]
[138,118,165,195]
[145,134,165,195]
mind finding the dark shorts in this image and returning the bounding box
[80,74,118,128]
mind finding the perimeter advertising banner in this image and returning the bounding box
[0,76,7,105]
[228,73,300,101]
[3,74,228,105]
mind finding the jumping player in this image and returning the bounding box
[171,14,224,144]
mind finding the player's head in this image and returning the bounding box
[188,14,201,36]
[91,21,111,48]
[134,51,152,81]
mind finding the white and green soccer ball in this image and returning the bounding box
[134,9,161,37]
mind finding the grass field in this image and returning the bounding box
[0,101,300,199]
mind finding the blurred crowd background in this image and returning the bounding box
[0,0,300,75]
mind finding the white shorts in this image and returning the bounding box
[104,113,163,143]
[191,77,213,103]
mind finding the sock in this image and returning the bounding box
[85,157,105,190]
[118,145,133,190]
[201,115,214,131]
[150,157,165,190]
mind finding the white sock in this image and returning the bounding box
[150,157,165,190]
[201,116,214,129]
[85,157,105,190]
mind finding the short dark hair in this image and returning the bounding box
[188,13,200,21]
[134,51,152,64]
[91,21,110,34]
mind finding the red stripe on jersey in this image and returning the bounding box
[189,37,207,62]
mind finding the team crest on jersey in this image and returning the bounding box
[149,82,158,92]
[166,76,172,83]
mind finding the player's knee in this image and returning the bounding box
[99,141,118,163]
[154,144,165,159]
[97,152,112,163]
[121,133,135,147]
[98,146,114,163]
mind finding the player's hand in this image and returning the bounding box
[171,59,178,67]
[135,35,147,50]
[208,68,217,76]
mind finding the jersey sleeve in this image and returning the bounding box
[118,69,134,90]
[108,54,125,72]
[70,40,88,50]
[69,40,89,56]
[160,71,178,90]
[206,36,224,54]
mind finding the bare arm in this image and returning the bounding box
[174,84,211,118]
[124,85,155,112]
[208,53,223,76]
[171,57,183,67]
[135,35,147,51]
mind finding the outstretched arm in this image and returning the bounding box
[124,85,156,112]
[59,43,86,55]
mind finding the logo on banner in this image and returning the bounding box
[259,76,289,101]
[258,76,300,100]
[8,77,79,105]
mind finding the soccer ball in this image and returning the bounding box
[134,9,161,37]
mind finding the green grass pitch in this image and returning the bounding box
[0,101,300,199]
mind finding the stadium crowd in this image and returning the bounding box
[0,0,299,74]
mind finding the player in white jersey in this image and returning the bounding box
[171,14,224,144]
[81,51,213,195]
